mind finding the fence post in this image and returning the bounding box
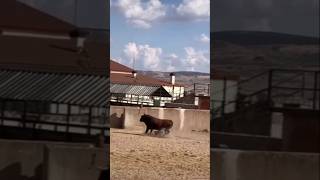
[66,104,71,133]
[267,70,273,107]
[221,77,227,131]
[0,100,5,126]
[88,107,92,135]
[313,72,318,110]
[22,101,27,128]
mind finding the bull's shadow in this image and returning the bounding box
[111,131,146,137]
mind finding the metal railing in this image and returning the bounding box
[212,69,320,119]
[0,99,109,137]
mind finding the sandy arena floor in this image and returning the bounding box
[110,126,210,180]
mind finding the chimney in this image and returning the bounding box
[76,37,86,50]
[132,70,137,78]
[69,29,89,52]
[170,72,175,85]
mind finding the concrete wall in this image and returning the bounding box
[0,139,107,180]
[46,145,108,180]
[211,149,320,180]
[211,132,282,151]
[0,140,46,180]
[110,106,210,132]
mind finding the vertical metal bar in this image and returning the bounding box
[221,77,227,131]
[313,72,318,110]
[22,101,26,128]
[66,104,71,133]
[87,107,92,135]
[172,85,175,102]
[54,104,59,132]
[130,94,133,104]
[74,0,78,25]
[38,102,42,129]
[267,70,273,107]
[0,100,5,126]
[301,72,305,98]
[56,103,59,114]
[159,88,162,106]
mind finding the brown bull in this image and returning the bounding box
[139,114,173,135]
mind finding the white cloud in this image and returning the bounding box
[176,0,210,20]
[114,0,166,29]
[168,53,178,59]
[183,47,209,71]
[138,44,162,70]
[166,65,176,72]
[123,42,162,70]
[199,33,210,43]
[122,43,209,72]
[123,42,139,66]
[165,53,179,72]
[131,19,152,28]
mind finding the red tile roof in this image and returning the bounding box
[0,0,75,35]
[110,59,133,72]
[111,72,175,86]
[0,35,108,76]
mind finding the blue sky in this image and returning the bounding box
[111,0,210,73]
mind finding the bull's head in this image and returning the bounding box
[140,114,148,122]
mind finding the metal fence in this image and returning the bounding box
[211,69,320,120]
[0,70,109,138]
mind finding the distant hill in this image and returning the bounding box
[139,71,209,77]
[138,70,210,92]
[212,31,319,79]
[213,31,319,46]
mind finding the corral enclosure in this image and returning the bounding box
[110,105,210,179]
[110,105,210,132]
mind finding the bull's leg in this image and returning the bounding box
[150,129,153,134]
[159,129,166,137]
[145,128,149,134]
[165,129,170,134]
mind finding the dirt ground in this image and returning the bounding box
[110,126,210,180]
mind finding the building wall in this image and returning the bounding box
[111,85,185,107]
[111,94,172,107]
[211,79,238,114]
[163,86,185,99]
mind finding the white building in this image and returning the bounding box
[110,60,185,107]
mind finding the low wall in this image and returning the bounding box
[110,106,210,132]
[211,149,320,180]
[45,145,108,180]
[0,139,107,180]
[211,132,282,151]
[0,140,46,180]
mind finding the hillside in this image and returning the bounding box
[138,71,210,92]
[212,31,319,79]
[213,31,319,46]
